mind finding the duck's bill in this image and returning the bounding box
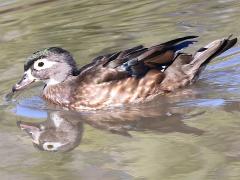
[17,121,41,144]
[17,121,40,133]
[12,70,36,93]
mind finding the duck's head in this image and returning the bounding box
[17,111,83,152]
[12,47,78,92]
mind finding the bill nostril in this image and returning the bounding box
[22,74,27,80]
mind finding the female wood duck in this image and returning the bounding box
[11,35,237,110]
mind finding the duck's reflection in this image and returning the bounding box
[17,111,83,152]
[16,101,204,152]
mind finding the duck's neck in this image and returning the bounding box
[43,77,75,107]
[44,78,62,86]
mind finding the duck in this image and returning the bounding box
[11,35,237,110]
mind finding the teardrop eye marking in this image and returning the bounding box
[43,142,65,151]
[33,59,57,70]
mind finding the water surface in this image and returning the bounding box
[1,0,240,179]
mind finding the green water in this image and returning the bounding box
[1,0,240,179]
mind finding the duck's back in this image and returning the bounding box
[71,69,163,109]
[43,35,237,110]
[61,36,196,109]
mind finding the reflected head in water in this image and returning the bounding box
[17,111,83,152]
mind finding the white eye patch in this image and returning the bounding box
[33,59,57,71]
[25,68,39,81]
[43,142,65,151]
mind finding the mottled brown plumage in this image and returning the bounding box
[12,35,237,110]
[43,69,165,110]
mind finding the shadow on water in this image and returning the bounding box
[13,96,205,152]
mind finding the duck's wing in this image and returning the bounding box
[112,35,198,76]
[78,36,198,83]
[160,35,237,91]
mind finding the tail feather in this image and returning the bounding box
[188,36,237,76]
[172,40,197,53]
[212,35,237,57]
[160,35,238,91]
[160,35,198,46]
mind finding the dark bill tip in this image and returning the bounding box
[12,84,18,93]
[11,72,36,93]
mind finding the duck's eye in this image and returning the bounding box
[43,142,65,151]
[38,62,44,67]
[47,144,53,149]
[33,59,56,70]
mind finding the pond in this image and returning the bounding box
[1,0,240,179]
